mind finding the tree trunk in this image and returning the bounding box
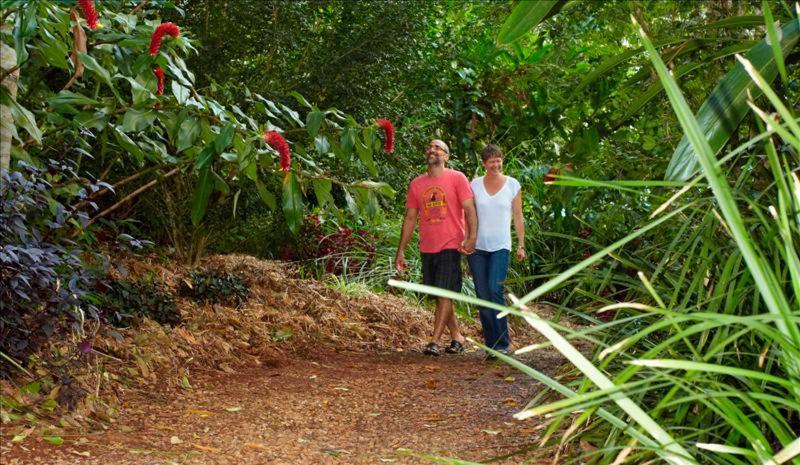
[0,24,19,176]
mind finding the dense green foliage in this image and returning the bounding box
[3,0,800,463]
[178,269,250,307]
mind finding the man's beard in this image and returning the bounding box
[427,155,443,166]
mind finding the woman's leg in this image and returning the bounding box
[487,249,511,350]
[467,251,495,347]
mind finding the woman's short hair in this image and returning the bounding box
[481,144,503,161]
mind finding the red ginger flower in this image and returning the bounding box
[375,118,394,153]
[153,66,164,96]
[264,131,291,172]
[149,22,180,56]
[78,0,99,30]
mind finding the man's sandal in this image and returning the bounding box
[422,342,442,356]
[444,340,465,354]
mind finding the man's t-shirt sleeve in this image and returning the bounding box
[456,172,474,202]
[405,182,418,209]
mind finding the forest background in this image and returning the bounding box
[2,0,800,463]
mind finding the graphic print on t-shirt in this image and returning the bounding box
[423,186,447,224]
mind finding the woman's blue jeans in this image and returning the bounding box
[467,249,510,351]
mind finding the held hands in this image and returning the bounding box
[458,236,476,255]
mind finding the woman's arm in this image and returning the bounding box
[512,190,525,261]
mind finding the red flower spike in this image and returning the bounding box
[375,118,395,153]
[153,66,164,96]
[149,22,181,56]
[78,0,99,30]
[264,131,291,172]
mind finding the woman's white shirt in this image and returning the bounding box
[471,176,521,252]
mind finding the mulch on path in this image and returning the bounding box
[2,349,569,464]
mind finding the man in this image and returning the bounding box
[395,139,478,356]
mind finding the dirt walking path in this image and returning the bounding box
[2,349,566,464]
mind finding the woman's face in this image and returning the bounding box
[483,155,503,175]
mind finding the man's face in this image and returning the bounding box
[426,141,449,166]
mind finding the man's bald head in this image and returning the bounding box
[430,139,450,155]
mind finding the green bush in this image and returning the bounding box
[178,270,250,308]
[102,280,180,327]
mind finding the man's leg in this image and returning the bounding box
[432,296,452,345]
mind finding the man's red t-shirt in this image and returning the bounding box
[405,168,473,253]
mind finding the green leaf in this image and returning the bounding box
[282,173,304,235]
[191,167,214,226]
[306,110,324,138]
[289,91,313,109]
[47,91,99,107]
[195,143,216,170]
[43,436,63,446]
[9,100,42,144]
[176,117,200,152]
[180,375,192,390]
[212,170,229,194]
[703,15,765,30]
[355,140,376,176]
[497,1,562,45]
[171,81,190,105]
[113,127,145,162]
[351,180,395,198]
[121,109,155,133]
[214,123,234,154]
[665,19,800,181]
[636,15,800,390]
[314,135,330,155]
[763,1,788,85]
[312,178,334,209]
[255,177,276,210]
[78,52,112,88]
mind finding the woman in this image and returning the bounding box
[467,144,525,357]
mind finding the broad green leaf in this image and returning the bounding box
[497,1,562,45]
[355,140,376,177]
[78,52,112,88]
[176,117,200,152]
[214,123,234,154]
[113,126,145,162]
[312,178,334,209]
[171,80,190,104]
[9,100,42,144]
[289,91,313,109]
[191,167,213,226]
[195,143,216,170]
[255,177,276,210]
[351,180,395,198]
[665,19,799,181]
[122,77,152,107]
[314,135,330,155]
[282,172,304,235]
[47,91,99,107]
[212,170,229,194]
[306,110,324,138]
[121,109,155,133]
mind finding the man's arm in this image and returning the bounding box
[395,208,419,272]
[512,191,526,261]
[460,197,477,254]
